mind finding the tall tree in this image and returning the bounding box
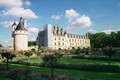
[102,46,116,65]
[1,52,16,71]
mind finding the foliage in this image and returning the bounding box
[0,52,16,71]
[8,69,77,80]
[24,51,33,58]
[42,54,58,67]
[88,31,120,48]
[54,63,120,73]
[74,47,81,55]
[102,46,116,65]
[28,41,36,46]
[0,44,2,47]
[42,54,62,79]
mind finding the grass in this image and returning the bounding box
[1,56,120,80]
[0,63,120,80]
[23,57,120,66]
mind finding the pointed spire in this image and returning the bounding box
[12,22,17,26]
[15,17,26,30]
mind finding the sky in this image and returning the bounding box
[0,0,120,47]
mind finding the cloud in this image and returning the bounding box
[25,1,31,6]
[3,7,38,19]
[28,27,39,34]
[65,9,80,22]
[88,28,120,34]
[0,21,18,28]
[88,29,97,33]
[0,0,38,19]
[65,9,92,30]
[66,15,92,30]
[51,15,62,20]
[102,29,116,34]
[29,37,36,41]
[0,0,22,9]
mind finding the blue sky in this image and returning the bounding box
[0,0,120,47]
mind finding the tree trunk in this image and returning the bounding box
[51,63,54,80]
[6,58,9,71]
[108,56,111,66]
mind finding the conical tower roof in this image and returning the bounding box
[12,22,17,26]
[15,17,26,30]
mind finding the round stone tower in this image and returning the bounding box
[12,17,28,51]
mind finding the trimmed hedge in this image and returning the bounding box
[10,61,120,73]
[53,63,120,73]
[71,55,120,62]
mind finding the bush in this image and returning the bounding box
[9,69,31,80]
[8,69,79,80]
[54,63,120,73]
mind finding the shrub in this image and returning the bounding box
[9,69,31,80]
[54,63,120,73]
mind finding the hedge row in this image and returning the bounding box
[10,61,120,73]
[53,64,120,73]
[71,55,120,62]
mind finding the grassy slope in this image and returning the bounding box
[0,58,120,80]
[23,57,120,66]
[3,64,120,80]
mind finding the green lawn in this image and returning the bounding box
[23,57,120,66]
[0,63,120,80]
[1,57,120,80]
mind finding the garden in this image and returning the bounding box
[0,46,120,80]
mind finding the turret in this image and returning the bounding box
[12,17,28,51]
[23,19,27,29]
[12,22,17,31]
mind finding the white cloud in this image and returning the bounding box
[28,27,39,34]
[65,9,92,30]
[102,29,116,34]
[3,7,38,19]
[0,21,18,28]
[65,9,80,22]
[66,15,92,30]
[29,37,36,41]
[88,28,120,34]
[88,29,97,33]
[51,15,62,20]
[25,1,31,6]
[0,0,22,9]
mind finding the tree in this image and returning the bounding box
[28,41,36,46]
[42,54,60,79]
[75,47,81,55]
[24,51,33,59]
[1,52,16,71]
[0,44,2,47]
[88,31,120,48]
[102,46,116,65]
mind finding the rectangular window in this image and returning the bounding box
[59,37,60,40]
[55,42,56,45]
[58,42,60,45]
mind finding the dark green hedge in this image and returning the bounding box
[10,61,120,73]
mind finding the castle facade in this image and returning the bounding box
[36,24,90,50]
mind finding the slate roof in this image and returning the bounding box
[15,17,26,31]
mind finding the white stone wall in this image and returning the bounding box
[14,31,28,51]
[37,24,91,50]
[45,24,53,48]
